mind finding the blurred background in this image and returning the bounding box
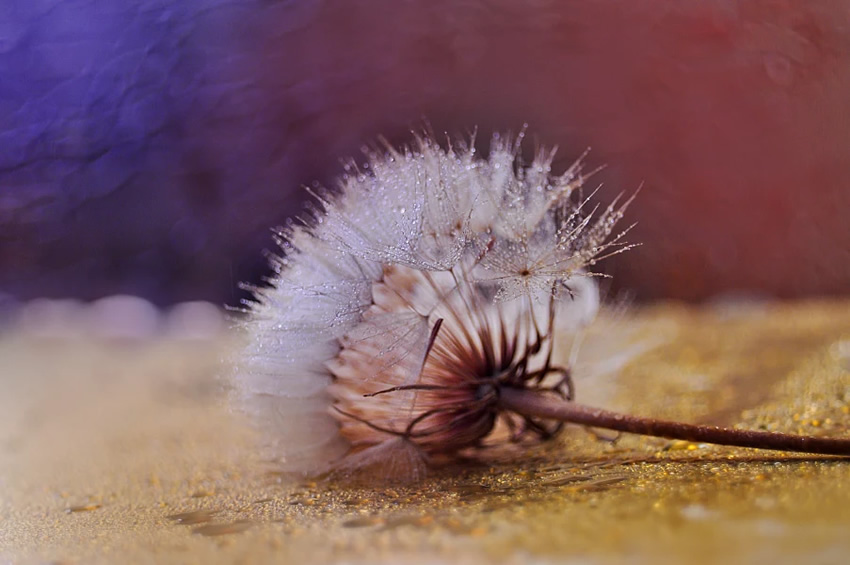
[3,6,850,561]
[2,0,849,314]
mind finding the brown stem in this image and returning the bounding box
[499,387,850,456]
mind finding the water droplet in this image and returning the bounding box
[192,521,253,537]
[167,509,218,525]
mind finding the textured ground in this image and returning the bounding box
[1,299,849,564]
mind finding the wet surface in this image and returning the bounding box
[1,300,849,564]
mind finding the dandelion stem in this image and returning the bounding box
[499,387,850,456]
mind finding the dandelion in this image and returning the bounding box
[235,130,850,480]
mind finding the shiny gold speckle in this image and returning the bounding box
[666,440,696,451]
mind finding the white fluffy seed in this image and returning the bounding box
[233,131,635,478]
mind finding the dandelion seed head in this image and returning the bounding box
[234,131,633,478]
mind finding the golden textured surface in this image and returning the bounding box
[2,300,849,564]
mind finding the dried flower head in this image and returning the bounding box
[235,130,850,480]
[236,131,629,475]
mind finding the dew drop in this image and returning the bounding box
[192,520,253,537]
[167,509,218,525]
